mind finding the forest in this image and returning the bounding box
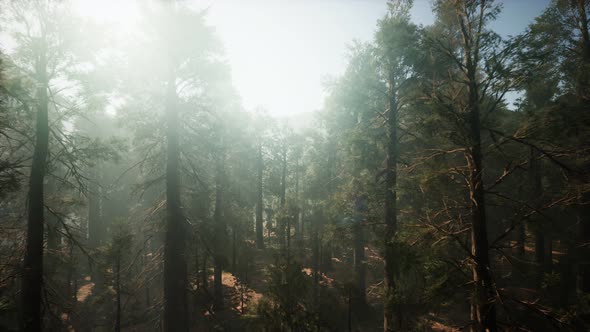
[0,0,589,331]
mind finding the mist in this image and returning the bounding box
[1,0,589,331]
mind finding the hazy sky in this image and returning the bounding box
[202,0,551,117]
[67,0,552,117]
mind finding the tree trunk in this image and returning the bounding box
[576,0,590,99]
[213,149,225,310]
[529,149,548,285]
[194,234,200,290]
[453,4,498,329]
[312,211,321,307]
[279,148,288,251]
[574,0,590,297]
[286,214,291,261]
[353,222,366,307]
[515,184,525,258]
[163,64,188,332]
[256,142,264,249]
[383,72,399,332]
[280,148,287,207]
[578,191,590,293]
[294,158,301,245]
[466,70,497,332]
[232,227,237,272]
[46,179,60,258]
[201,249,208,290]
[88,166,102,249]
[20,38,49,332]
[115,253,121,332]
[300,205,305,248]
[544,236,552,273]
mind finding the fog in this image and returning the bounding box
[1,0,589,331]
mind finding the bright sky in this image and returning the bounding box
[201,0,550,117]
[69,0,551,117]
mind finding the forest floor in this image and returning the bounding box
[69,234,535,331]
[191,237,462,331]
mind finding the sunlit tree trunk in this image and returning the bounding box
[20,36,49,332]
[464,34,497,332]
[451,3,498,330]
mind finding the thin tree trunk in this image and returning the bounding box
[195,234,200,290]
[20,38,49,332]
[383,71,398,332]
[213,148,225,310]
[544,236,552,273]
[353,221,366,307]
[201,249,208,290]
[294,158,300,245]
[279,148,288,250]
[576,0,590,99]
[88,166,102,249]
[515,184,525,258]
[529,149,547,285]
[256,142,264,249]
[280,148,287,207]
[312,212,320,306]
[348,286,352,332]
[578,191,590,293]
[300,205,305,248]
[144,248,152,307]
[232,227,237,272]
[67,238,75,302]
[115,253,121,332]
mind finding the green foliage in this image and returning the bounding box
[251,257,317,331]
[0,0,589,331]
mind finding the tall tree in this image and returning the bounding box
[20,23,49,332]
[6,2,60,329]
[375,1,418,329]
[424,0,524,329]
[163,44,188,331]
[116,2,226,329]
[212,138,226,309]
